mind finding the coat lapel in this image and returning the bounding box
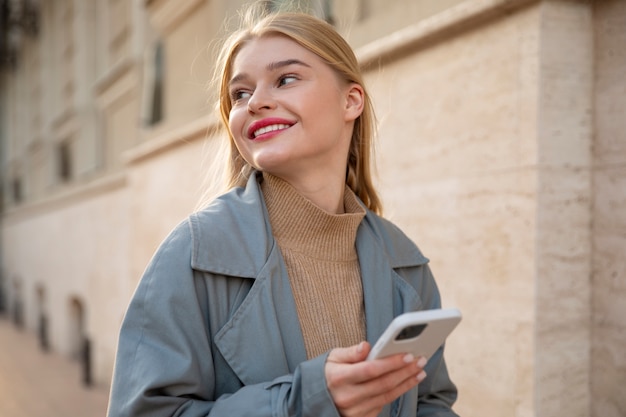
[357,224,396,346]
[358,213,429,345]
[356,217,427,417]
[192,173,307,385]
[213,243,307,386]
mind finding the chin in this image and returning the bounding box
[251,154,293,173]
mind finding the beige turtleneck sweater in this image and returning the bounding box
[261,173,367,359]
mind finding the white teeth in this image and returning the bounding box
[254,124,290,138]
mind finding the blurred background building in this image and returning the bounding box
[0,0,624,416]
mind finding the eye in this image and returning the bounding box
[278,74,298,87]
[230,89,251,103]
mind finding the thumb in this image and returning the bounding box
[328,341,371,364]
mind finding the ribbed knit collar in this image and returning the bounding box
[261,173,366,262]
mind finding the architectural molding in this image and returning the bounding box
[51,108,79,143]
[1,172,128,224]
[123,114,220,165]
[147,0,206,35]
[356,0,536,68]
[94,57,137,110]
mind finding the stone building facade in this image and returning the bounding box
[1,0,624,416]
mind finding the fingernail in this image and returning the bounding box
[357,342,364,353]
[417,357,427,368]
[417,371,427,382]
[403,353,415,363]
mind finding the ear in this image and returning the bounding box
[344,83,365,122]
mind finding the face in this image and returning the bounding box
[227,35,363,182]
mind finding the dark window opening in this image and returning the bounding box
[57,141,72,182]
[145,41,164,126]
[12,177,23,203]
[322,0,334,25]
[264,0,334,24]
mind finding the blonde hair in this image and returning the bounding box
[209,2,382,214]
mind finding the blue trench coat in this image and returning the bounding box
[107,172,459,417]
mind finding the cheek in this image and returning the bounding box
[228,109,242,137]
[233,139,250,163]
[227,110,250,156]
[229,123,250,155]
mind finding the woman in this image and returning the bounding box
[107,5,459,417]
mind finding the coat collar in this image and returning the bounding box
[189,172,273,278]
[189,171,428,279]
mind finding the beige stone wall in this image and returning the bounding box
[360,1,622,416]
[336,0,467,48]
[535,1,594,415]
[362,3,540,415]
[124,120,221,288]
[147,0,218,131]
[591,1,626,416]
[2,179,131,384]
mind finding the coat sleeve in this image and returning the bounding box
[106,221,340,417]
[398,263,460,417]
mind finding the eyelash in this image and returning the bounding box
[278,74,298,86]
[230,73,299,103]
[230,89,250,102]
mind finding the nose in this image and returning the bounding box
[247,87,275,113]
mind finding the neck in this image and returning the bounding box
[266,171,346,214]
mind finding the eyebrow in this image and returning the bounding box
[229,59,312,86]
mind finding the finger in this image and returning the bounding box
[327,352,408,390]
[327,341,370,364]
[361,356,423,395]
[362,359,426,396]
[347,366,426,416]
[354,352,423,383]
[329,354,425,411]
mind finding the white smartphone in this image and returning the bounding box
[367,308,462,360]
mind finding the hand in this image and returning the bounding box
[325,341,427,417]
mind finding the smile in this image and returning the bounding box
[252,123,291,138]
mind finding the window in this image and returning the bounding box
[265,0,335,24]
[358,0,369,21]
[141,40,164,126]
[57,141,72,182]
[321,0,334,25]
[12,177,23,204]
[263,0,283,12]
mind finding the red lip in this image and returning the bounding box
[247,117,295,140]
